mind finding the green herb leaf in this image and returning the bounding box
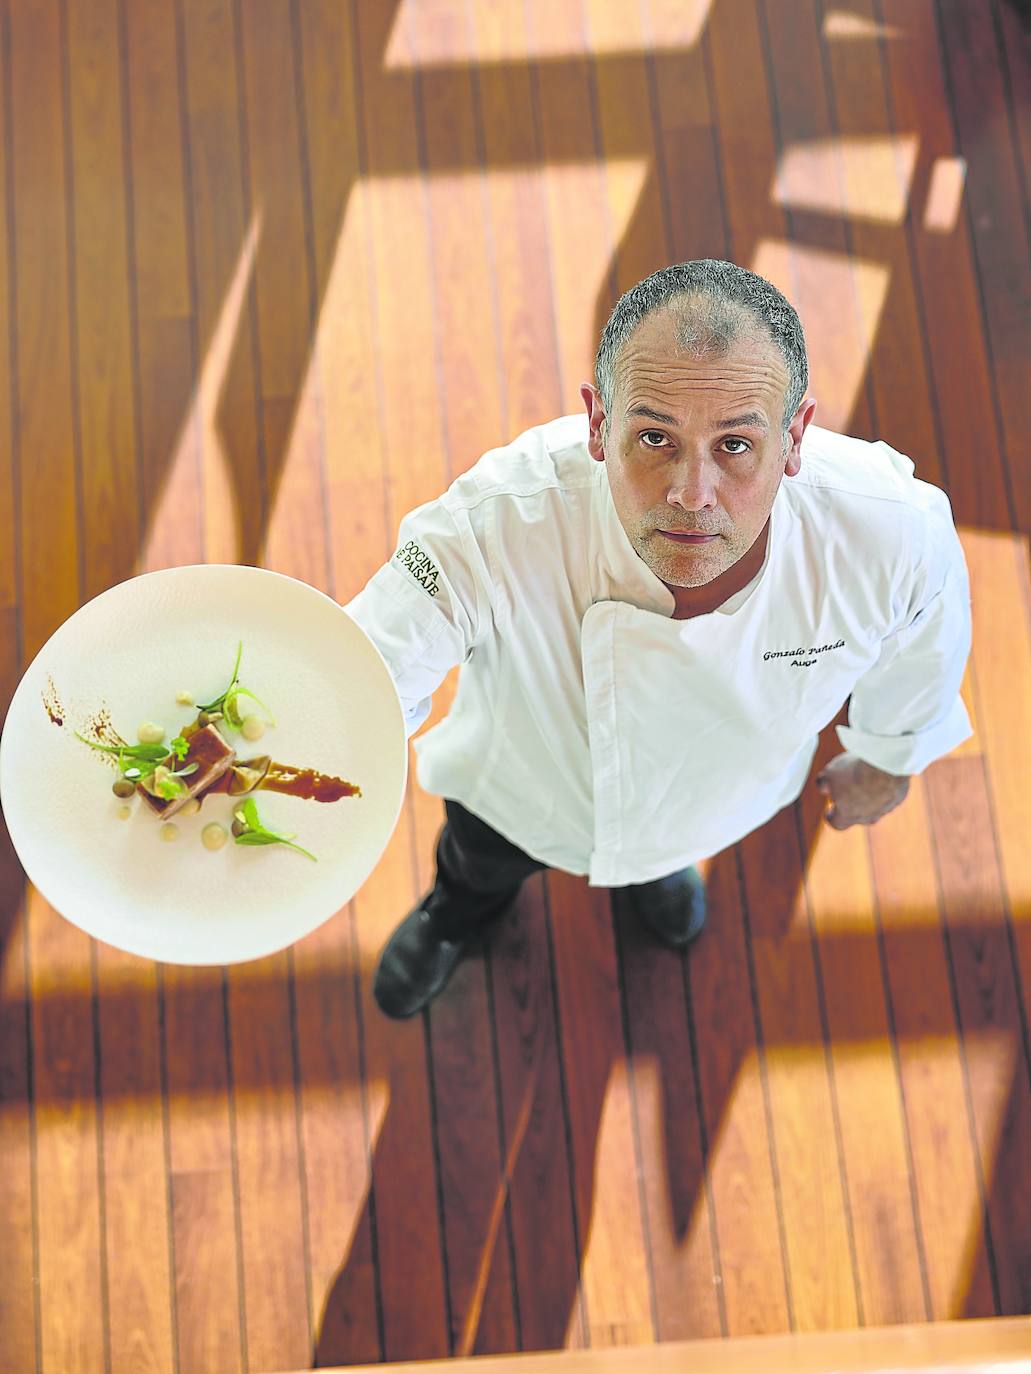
[234,831,317,861]
[234,795,316,860]
[76,733,170,762]
[198,641,243,713]
[223,686,276,730]
[170,735,189,761]
[157,777,185,800]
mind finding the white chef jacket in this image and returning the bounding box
[344,413,973,886]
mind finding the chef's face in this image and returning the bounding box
[582,309,815,589]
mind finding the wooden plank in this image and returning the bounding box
[924,754,1031,1314]
[65,0,140,603]
[122,4,245,1370]
[640,0,727,266]
[684,848,791,1336]
[877,0,1010,529]
[958,529,1031,1078]
[228,5,326,1369]
[524,0,619,413]
[291,4,386,1365]
[10,4,106,1371]
[334,0,454,1362]
[796,765,928,1325]
[547,869,655,1349]
[297,0,391,607]
[224,952,311,1371]
[600,5,724,1342]
[809,0,933,452]
[867,775,996,1319]
[994,0,1031,222]
[406,2,519,1356]
[293,908,381,1368]
[238,0,324,591]
[934,0,1029,533]
[490,876,586,1352]
[10,0,78,659]
[738,803,861,1332]
[708,0,877,458]
[614,903,723,1341]
[65,4,177,1369]
[287,1314,1031,1374]
[586,0,668,296]
[0,10,37,1363]
[0,888,37,1374]
[180,0,265,570]
[162,964,245,1373]
[123,0,200,575]
[466,0,587,1351]
[469,0,565,436]
[93,951,175,1374]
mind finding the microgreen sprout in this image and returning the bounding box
[198,641,243,714]
[195,643,275,733]
[154,763,199,800]
[223,686,276,731]
[233,797,316,861]
[76,735,169,763]
[76,732,197,794]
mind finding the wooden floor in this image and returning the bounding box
[0,1,1028,1371]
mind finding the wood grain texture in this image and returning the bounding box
[0,8,36,1361]
[0,2,1028,1368]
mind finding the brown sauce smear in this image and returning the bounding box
[202,760,360,803]
[260,765,362,803]
[43,676,65,727]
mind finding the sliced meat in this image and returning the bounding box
[138,724,237,818]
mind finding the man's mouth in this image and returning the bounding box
[657,530,718,544]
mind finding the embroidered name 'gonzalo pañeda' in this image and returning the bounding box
[395,540,441,597]
[763,638,846,668]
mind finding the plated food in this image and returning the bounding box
[0,563,406,964]
[71,642,362,859]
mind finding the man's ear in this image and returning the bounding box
[783,395,817,476]
[580,382,607,462]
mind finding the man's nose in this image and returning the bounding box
[666,458,718,512]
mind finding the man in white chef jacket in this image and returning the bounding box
[345,259,973,1020]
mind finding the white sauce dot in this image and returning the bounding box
[160,822,179,842]
[241,714,266,741]
[201,822,228,851]
[175,690,194,706]
[138,721,165,744]
[116,804,132,820]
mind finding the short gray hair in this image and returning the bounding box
[594,259,808,435]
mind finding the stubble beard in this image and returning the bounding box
[635,526,736,588]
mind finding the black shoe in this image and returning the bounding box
[624,865,707,949]
[373,900,471,1019]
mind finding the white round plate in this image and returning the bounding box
[0,564,406,964]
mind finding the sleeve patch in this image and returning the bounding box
[394,539,440,597]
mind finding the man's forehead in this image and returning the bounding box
[614,328,787,421]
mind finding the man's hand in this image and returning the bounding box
[815,752,910,830]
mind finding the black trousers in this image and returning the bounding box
[423,799,549,939]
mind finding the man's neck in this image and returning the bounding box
[666,517,770,621]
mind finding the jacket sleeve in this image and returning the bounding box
[835,494,974,776]
[343,497,492,739]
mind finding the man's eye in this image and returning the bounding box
[640,431,667,448]
[721,438,750,454]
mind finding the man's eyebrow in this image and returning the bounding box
[625,404,769,433]
[625,404,679,425]
[715,411,769,433]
